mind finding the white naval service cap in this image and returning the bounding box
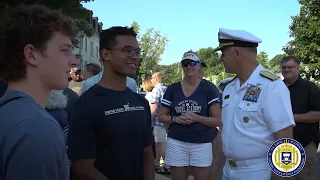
[214,28,262,51]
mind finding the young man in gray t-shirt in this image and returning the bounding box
[0,4,77,180]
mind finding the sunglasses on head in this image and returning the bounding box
[181,60,198,67]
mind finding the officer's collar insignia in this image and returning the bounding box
[259,70,279,81]
[224,95,230,99]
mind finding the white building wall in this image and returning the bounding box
[73,32,101,71]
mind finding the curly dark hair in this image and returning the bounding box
[0,4,77,82]
[99,26,137,58]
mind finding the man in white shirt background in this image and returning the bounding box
[82,65,138,94]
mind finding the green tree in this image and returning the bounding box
[131,22,168,85]
[0,0,95,45]
[131,21,141,38]
[196,47,237,85]
[157,62,182,85]
[196,47,221,76]
[283,0,320,80]
[269,54,286,73]
[257,51,270,69]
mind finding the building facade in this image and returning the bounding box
[73,12,103,71]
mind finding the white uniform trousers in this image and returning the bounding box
[222,158,272,180]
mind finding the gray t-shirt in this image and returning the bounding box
[0,90,69,180]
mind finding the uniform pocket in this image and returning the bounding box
[238,102,258,112]
[237,102,260,129]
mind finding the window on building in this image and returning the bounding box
[92,19,96,30]
[96,46,98,58]
[85,38,87,52]
[90,42,93,56]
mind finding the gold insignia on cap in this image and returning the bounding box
[259,70,279,81]
[214,42,234,51]
[243,116,249,123]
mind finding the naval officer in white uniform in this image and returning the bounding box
[211,28,296,180]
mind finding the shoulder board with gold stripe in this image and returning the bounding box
[259,70,279,81]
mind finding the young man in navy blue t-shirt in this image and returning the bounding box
[67,27,155,180]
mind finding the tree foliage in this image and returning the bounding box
[196,47,220,76]
[269,54,286,73]
[131,21,168,85]
[196,47,235,84]
[283,0,320,80]
[0,0,95,45]
[156,63,183,85]
[257,51,270,69]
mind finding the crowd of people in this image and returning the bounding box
[0,4,319,180]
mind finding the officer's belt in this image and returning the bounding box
[227,157,266,167]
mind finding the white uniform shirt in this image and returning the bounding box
[81,72,138,94]
[221,64,295,161]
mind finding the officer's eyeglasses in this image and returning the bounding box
[181,61,198,67]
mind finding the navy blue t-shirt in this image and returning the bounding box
[161,81,220,143]
[67,84,153,180]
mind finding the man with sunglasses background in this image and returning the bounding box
[67,26,154,180]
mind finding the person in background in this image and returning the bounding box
[212,28,295,180]
[142,78,157,162]
[199,62,221,99]
[67,26,154,180]
[150,72,170,174]
[158,50,221,180]
[63,88,79,116]
[281,56,320,180]
[81,70,137,93]
[68,67,84,96]
[198,62,222,180]
[0,80,7,97]
[0,4,77,179]
[217,77,234,93]
[46,90,69,135]
[45,90,72,179]
[198,62,207,80]
[83,63,101,80]
[142,79,154,105]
